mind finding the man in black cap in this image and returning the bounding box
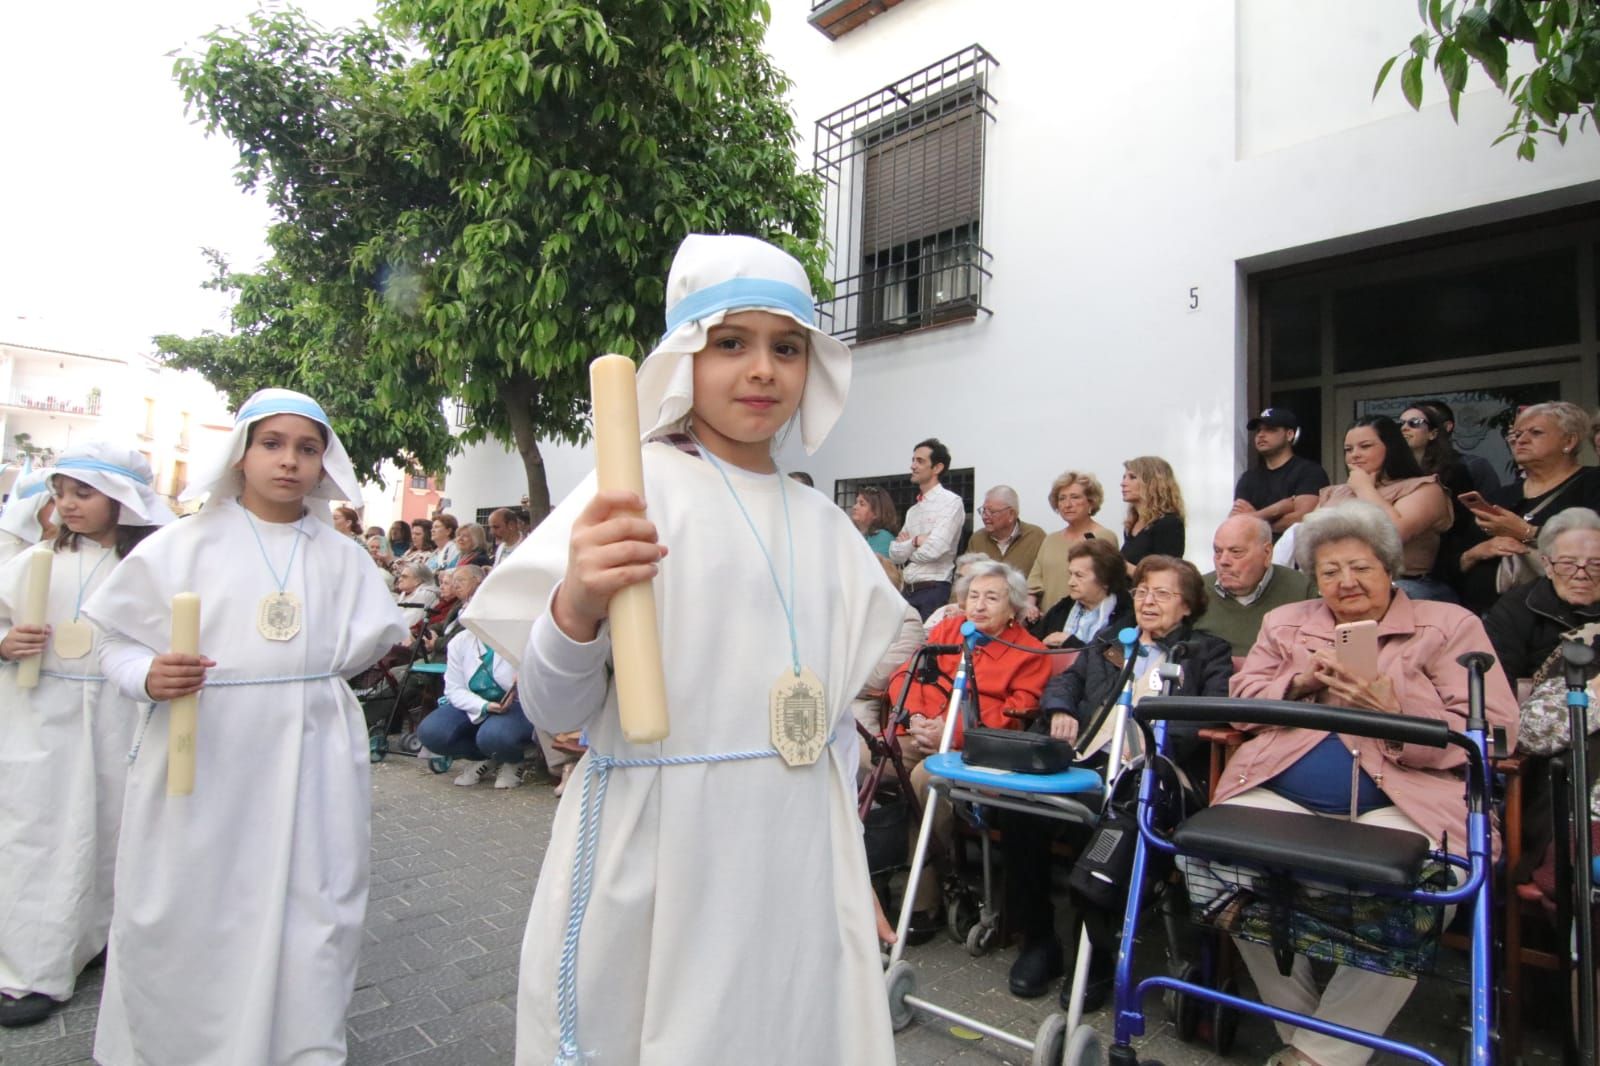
[1230,407,1329,535]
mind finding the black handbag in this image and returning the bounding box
[957,657,1077,774]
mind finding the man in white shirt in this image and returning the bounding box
[889,437,967,619]
[488,507,525,567]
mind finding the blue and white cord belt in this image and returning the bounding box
[554,744,784,1066]
[127,671,341,762]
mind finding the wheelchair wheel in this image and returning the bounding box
[1207,978,1240,1055]
[884,960,917,1032]
[1029,1013,1066,1066]
[1063,1022,1104,1066]
[368,734,388,764]
[400,732,423,755]
[945,890,979,943]
[1165,964,1202,1041]
[429,755,453,774]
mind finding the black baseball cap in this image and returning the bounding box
[1246,408,1299,431]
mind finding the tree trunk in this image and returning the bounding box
[503,374,553,524]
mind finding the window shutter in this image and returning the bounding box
[861,103,981,254]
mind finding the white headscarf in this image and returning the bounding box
[635,234,852,455]
[180,388,362,524]
[0,484,55,543]
[20,442,175,527]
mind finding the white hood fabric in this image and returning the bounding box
[0,487,54,544]
[179,388,362,523]
[635,234,852,455]
[20,443,174,527]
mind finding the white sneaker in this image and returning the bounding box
[452,760,489,787]
[494,763,523,790]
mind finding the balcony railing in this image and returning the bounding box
[5,392,102,417]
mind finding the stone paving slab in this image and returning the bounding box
[0,755,1568,1064]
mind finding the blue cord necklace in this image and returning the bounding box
[51,543,112,660]
[241,501,307,641]
[692,434,829,768]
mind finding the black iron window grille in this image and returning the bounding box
[453,400,472,428]
[814,46,997,344]
[834,467,976,552]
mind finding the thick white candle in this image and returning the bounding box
[589,354,669,743]
[167,592,201,796]
[15,547,52,689]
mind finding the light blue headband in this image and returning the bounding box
[236,394,331,427]
[661,277,816,342]
[19,457,151,498]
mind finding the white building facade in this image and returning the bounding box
[447,0,1600,563]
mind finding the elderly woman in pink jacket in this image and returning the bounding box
[1215,501,1518,1066]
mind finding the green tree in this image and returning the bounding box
[1375,0,1600,160]
[167,0,824,519]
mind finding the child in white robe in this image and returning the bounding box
[0,487,57,567]
[466,234,915,1065]
[83,389,407,1066]
[0,444,174,1028]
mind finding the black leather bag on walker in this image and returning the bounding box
[957,664,1076,774]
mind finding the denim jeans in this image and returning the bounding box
[416,695,534,762]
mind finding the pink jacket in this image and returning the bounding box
[1219,593,1518,856]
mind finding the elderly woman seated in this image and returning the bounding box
[1006,556,1232,1004]
[1217,502,1517,1066]
[394,562,440,631]
[1484,505,1600,876]
[1030,537,1133,648]
[885,560,1051,942]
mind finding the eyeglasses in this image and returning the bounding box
[1545,557,1600,578]
[1399,416,1431,429]
[978,506,1014,518]
[1132,587,1181,605]
[1505,428,1549,443]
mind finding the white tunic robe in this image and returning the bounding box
[83,499,406,1066]
[464,445,909,1066]
[0,540,135,1001]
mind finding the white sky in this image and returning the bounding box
[0,0,380,358]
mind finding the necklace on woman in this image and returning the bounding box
[242,504,307,641]
[52,545,112,660]
[694,435,828,768]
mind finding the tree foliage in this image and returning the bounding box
[168,0,824,517]
[1375,0,1600,159]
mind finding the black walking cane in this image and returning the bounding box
[1560,640,1596,1066]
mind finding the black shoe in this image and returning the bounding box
[1060,955,1115,1013]
[0,993,63,1028]
[904,910,941,947]
[1008,938,1064,998]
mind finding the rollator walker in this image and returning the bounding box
[885,622,1151,1066]
[1112,652,1502,1066]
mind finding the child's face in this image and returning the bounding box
[53,476,117,540]
[237,414,326,507]
[690,310,808,464]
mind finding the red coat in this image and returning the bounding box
[887,617,1052,748]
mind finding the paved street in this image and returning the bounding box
[0,756,1566,1065]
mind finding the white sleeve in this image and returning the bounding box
[887,531,913,564]
[909,499,964,564]
[443,633,486,724]
[518,583,612,734]
[100,631,158,704]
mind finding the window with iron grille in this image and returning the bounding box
[814,46,997,344]
[453,401,472,428]
[833,467,976,554]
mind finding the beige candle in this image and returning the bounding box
[15,547,52,690]
[589,354,669,743]
[167,592,201,796]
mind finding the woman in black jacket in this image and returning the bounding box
[1004,556,1233,1008]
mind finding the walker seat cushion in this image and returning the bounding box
[922,752,1103,795]
[1173,804,1429,888]
[410,662,446,675]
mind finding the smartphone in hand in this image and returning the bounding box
[1334,619,1379,681]
[1457,491,1488,511]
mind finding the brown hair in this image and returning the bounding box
[50,496,155,560]
[333,506,361,531]
[433,513,460,536]
[1066,537,1129,599]
[1130,554,1207,621]
[855,486,900,536]
[1047,471,1104,515]
[410,519,434,551]
[1122,456,1186,534]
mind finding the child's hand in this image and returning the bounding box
[145,653,215,701]
[0,623,50,661]
[553,491,667,642]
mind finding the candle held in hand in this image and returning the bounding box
[15,547,52,689]
[589,354,669,743]
[167,592,201,796]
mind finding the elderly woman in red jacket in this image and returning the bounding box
[886,559,1051,940]
[1216,501,1518,1066]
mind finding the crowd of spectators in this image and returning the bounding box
[858,403,1597,1062]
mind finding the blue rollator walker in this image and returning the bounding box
[1112,651,1501,1066]
[885,623,1146,1065]
[1557,640,1596,1066]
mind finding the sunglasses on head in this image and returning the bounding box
[1399,416,1432,429]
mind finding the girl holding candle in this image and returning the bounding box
[0,444,173,1028]
[82,389,406,1065]
[465,234,913,1065]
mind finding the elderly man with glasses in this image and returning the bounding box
[966,484,1046,580]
